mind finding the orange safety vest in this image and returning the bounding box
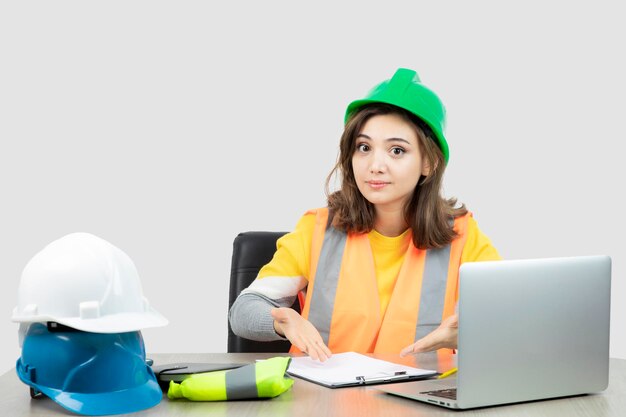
[290,208,470,354]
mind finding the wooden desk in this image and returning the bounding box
[1,353,624,416]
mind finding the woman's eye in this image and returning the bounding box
[391,147,405,156]
[357,144,370,152]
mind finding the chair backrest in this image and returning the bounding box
[228,231,301,353]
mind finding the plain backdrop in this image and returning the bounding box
[1,1,624,375]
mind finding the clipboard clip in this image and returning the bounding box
[355,371,409,384]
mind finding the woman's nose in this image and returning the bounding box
[369,151,386,174]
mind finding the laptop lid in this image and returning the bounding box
[378,255,611,409]
[456,255,611,408]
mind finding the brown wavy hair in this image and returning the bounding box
[325,103,467,249]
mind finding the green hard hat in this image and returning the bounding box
[345,68,449,163]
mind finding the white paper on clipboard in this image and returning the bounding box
[287,352,436,388]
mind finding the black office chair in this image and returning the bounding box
[227,231,301,353]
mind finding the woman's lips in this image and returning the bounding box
[366,180,390,189]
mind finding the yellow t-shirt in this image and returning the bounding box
[243,211,501,317]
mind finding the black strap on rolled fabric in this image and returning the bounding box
[224,363,259,400]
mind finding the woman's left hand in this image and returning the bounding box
[399,314,458,357]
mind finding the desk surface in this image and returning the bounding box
[2,353,625,417]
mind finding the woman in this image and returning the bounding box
[229,68,500,361]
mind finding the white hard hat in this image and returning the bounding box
[12,233,168,333]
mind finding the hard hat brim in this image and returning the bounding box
[18,370,162,416]
[345,98,450,163]
[12,308,168,333]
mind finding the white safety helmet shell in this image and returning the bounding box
[12,233,168,333]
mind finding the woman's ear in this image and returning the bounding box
[421,156,436,177]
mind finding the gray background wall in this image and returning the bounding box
[1,1,624,374]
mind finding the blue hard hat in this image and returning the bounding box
[16,323,162,416]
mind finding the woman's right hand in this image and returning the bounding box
[271,307,332,362]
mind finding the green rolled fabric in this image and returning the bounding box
[168,357,294,401]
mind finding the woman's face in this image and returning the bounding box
[351,113,428,212]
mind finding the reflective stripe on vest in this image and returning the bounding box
[293,208,470,354]
[307,227,347,345]
[414,245,452,341]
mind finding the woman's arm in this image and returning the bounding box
[229,292,296,341]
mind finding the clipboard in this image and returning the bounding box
[286,352,437,388]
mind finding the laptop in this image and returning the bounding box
[377,255,611,409]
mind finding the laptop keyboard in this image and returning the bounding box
[421,388,457,400]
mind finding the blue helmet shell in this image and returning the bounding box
[16,323,161,416]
